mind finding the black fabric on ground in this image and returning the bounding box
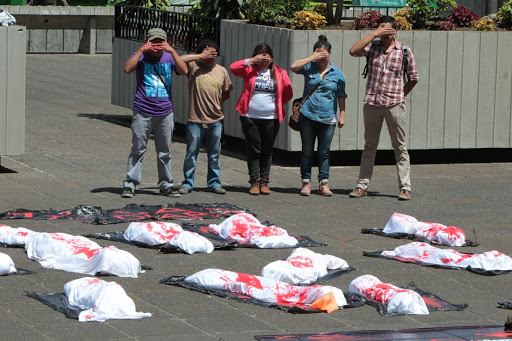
[254,325,512,340]
[498,301,512,309]
[182,223,327,248]
[0,203,250,225]
[364,250,512,276]
[26,292,81,319]
[160,276,364,314]
[361,228,479,247]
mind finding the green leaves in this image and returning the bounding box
[406,0,456,28]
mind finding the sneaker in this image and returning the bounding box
[398,189,411,200]
[121,187,134,198]
[349,188,367,198]
[212,187,226,194]
[301,180,311,196]
[249,178,260,195]
[178,187,190,194]
[319,179,333,196]
[159,187,181,198]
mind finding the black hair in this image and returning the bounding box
[196,39,219,55]
[252,43,274,58]
[313,35,331,53]
[377,15,397,29]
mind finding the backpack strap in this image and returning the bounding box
[402,44,409,84]
[362,40,379,79]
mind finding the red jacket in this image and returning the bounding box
[230,59,293,123]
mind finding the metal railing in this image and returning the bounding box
[308,0,404,20]
[114,3,220,51]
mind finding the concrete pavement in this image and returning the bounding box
[1,54,512,340]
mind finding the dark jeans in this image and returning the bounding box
[299,114,336,181]
[240,116,280,179]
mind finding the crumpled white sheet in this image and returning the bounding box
[185,268,347,309]
[64,277,151,322]
[124,221,214,254]
[25,232,141,277]
[382,242,512,271]
[261,248,349,285]
[383,212,466,246]
[0,252,17,275]
[349,274,429,315]
[208,213,298,248]
[0,10,16,27]
[0,224,38,246]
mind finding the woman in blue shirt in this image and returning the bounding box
[291,35,347,196]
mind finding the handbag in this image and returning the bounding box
[288,82,322,131]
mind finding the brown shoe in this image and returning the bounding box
[349,188,367,198]
[249,178,260,195]
[259,177,271,195]
[398,189,411,200]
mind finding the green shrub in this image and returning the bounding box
[497,0,512,28]
[474,17,495,31]
[246,0,308,26]
[188,0,248,19]
[405,0,457,28]
[125,0,170,10]
[291,10,327,30]
[312,3,328,18]
[393,7,413,30]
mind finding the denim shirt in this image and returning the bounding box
[295,62,347,122]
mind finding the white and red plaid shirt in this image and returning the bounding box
[358,40,418,107]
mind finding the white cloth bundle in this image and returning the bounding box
[0,10,16,27]
[382,242,512,271]
[64,277,151,322]
[0,225,38,245]
[0,252,17,275]
[349,275,429,315]
[185,268,347,308]
[124,221,214,254]
[383,212,466,246]
[261,248,349,285]
[25,232,141,277]
[208,213,298,248]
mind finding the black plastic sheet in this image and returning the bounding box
[498,301,512,310]
[26,291,81,319]
[364,250,512,276]
[0,203,251,225]
[160,276,364,314]
[361,228,479,247]
[182,223,327,248]
[85,231,239,253]
[254,325,512,340]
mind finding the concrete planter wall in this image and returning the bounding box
[112,21,512,152]
[0,25,25,157]
[2,5,113,53]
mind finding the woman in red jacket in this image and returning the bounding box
[230,43,293,195]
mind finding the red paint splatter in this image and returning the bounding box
[49,233,100,259]
[475,331,512,337]
[236,273,263,290]
[422,296,445,308]
[15,231,29,237]
[288,256,314,269]
[361,283,411,304]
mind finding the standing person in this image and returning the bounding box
[291,35,347,197]
[121,28,188,198]
[230,43,293,195]
[348,16,418,200]
[177,39,233,195]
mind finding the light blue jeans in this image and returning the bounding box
[181,121,222,190]
[299,114,336,182]
[123,111,174,191]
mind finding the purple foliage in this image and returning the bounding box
[355,10,384,30]
[449,5,479,27]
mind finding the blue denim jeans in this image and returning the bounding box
[181,121,222,190]
[299,115,336,182]
[123,111,174,190]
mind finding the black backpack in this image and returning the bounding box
[362,40,409,83]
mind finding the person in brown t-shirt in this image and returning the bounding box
[178,40,233,194]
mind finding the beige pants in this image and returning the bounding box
[356,103,411,192]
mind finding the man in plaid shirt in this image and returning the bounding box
[348,16,418,200]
